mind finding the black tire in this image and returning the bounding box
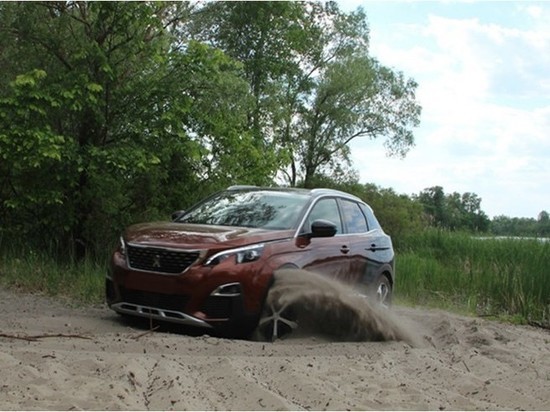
[254,292,297,342]
[372,274,392,308]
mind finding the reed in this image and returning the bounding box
[395,229,550,326]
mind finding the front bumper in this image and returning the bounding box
[105,251,271,336]
[109,301,213,329]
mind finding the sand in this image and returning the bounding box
[0,284,549,410]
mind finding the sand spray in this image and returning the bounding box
[264,268,418,344]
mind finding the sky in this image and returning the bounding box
[337,1,550,219]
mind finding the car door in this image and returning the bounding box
[337,198,390,289]
[298,197,353,278]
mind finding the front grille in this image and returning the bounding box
[127,244,200,274]
[120,287,190,312]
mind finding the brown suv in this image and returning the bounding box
[106,186,395,339]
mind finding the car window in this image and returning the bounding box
[359,203,381,231]
[179,190,309,229]
[305,198,343,234]
[340,199,368,234]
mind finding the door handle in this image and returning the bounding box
[340,245,350,254]
[367,243,388,251]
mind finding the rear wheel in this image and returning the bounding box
[372,274,392,308]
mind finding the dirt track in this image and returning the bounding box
[0,288,549,410]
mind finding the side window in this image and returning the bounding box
[360,203,381,231]
[340,199,368,234]
[306,198,343,234]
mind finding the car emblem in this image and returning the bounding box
[152,254,161,268]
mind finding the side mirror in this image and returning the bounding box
[310,219,337,238]
[171,210,186,221]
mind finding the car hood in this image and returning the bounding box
[123,221,295,249]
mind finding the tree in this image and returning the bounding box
[190,1,421,187]
[536,210,550,237]
[416,186,447,227]
[296,52,420,187]
[0,1,423,257]
[190,1,306,178]
[416,186,489,232]
[0,2,254,257]
[461,192,489,232]
[490,215,538,237]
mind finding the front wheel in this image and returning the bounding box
[254,292,298,342]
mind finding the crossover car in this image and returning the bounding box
[106,186,395,339]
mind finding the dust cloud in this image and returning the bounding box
[265,268,418,344]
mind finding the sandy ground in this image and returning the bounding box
[0,287,549,411]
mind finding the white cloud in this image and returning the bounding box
[349,4,550,217]
[525,5,543,19]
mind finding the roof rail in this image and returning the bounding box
[226,185,258,190]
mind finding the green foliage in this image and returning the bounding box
[0,2,258,257]
[0,1,424,258]
[415,186,490,232]
[190,1,307,177]
[0,69,78,244]
[355,184,425,242]
[192,1,421,187]
[490,212,550,237]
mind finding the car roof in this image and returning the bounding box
[225,185,364,203]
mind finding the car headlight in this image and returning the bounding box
[119,236,126,257]
[205,244,265,266]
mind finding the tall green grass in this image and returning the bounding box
[395,229,550,326]
[0,244,106,305]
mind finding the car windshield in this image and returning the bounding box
[178,190,310,229]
